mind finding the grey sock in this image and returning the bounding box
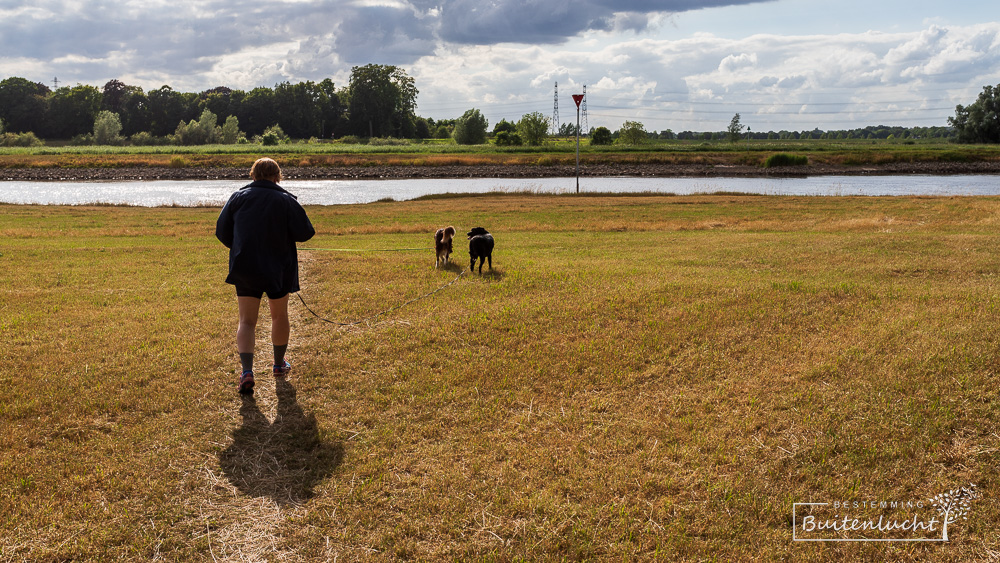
[239,352,254,373]
[273,344,288,365]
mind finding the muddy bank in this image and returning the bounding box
[3,161,1000,182]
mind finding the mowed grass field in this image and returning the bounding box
[2,193,999,561]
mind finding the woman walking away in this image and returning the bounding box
[216,158,315,395]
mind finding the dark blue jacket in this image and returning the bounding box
[216,180,315,295]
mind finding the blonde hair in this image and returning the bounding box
[250,158,282,183]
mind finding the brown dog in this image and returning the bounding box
[435,226,456,268]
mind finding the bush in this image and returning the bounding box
[260,124,289,146]
[590,126,613,146]
[93,110,123,145]
[434,125,451,139]
[495,130,522,146]
[764,153,809,167]
[129,131,167,146]
[368,137,410,146]
[0,131,44,147]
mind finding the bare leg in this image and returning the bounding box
[268,295,290,347]
[237,296,261,354]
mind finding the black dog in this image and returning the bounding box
[467,227,494,274]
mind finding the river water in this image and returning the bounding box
[1,175,998,206]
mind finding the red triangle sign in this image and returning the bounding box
[572,94,584,107]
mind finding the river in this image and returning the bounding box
[1,175,998,206]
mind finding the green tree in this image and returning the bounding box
[118,88,151,137]
[221,115,241,144]
[101,80,150,136]
[44,84,102,138]
[414,117,432,139]
[93,110,123,145]
[199,109,221,142]
[453,108,488,145]
[148,86,194,137]
[0,77,50,134]
[316,78,346,139]
[616,121,648,145]
[199,86,234,123]
[517,112,550,146]
[237,87,276,137]
[274,81,327,139]
[102,80,135,115]
[173,108,220,145]
[590,126,613,146]
[949,84,1000,143]
[493,119,516,135]
[727,113,745,142]
[348,64,418,138]
[558,122,581,136]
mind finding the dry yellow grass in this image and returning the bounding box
[1,194,998,560]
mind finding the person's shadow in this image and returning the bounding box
[219,378,343,506]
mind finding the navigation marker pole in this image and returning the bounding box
[572,94,584,194]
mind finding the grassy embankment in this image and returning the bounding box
[2,194,999,560]
[2,139,1000,170]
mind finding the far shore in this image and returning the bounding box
[2,160,1000,182]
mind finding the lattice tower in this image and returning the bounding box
[553,82,560,135]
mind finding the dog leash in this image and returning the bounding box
[295,268,468,327]
[299,246,430,252]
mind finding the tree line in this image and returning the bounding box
[0,64,432,144]
[1,69,997,145]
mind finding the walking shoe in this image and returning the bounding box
[273,360,292,378]
[238,370,255,395]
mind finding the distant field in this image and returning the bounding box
[1,139,1000,173]
[1,194,998,560]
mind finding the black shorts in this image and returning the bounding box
[235,286,289,300]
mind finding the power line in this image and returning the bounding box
[415,90,959,129]
[589,105,955,116]
[585,113,953,128]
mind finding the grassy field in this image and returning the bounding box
[1,193,999,560]
[2,139,1000,171]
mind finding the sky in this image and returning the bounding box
[2,0,1000,133]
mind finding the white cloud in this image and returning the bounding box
[371,10,990,130]
[2,0,999,132]
[719,52,758,72]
